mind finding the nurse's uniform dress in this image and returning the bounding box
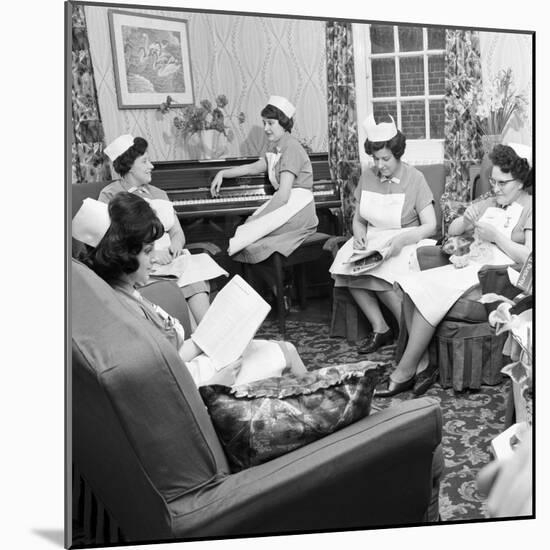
[229,132,318,263]
[330,163,434,291]
[395,191,532,327]
[112,283,306,387]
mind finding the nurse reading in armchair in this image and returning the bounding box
[330,114,437,354]
[210,95,318,297]
[72,192,308,388]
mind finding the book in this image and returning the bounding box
[151,252,228,287]
[190,275,271,369]
[516,253,532,294]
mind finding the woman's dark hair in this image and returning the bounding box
[260,104,294,132]
[364,130,407,159]
[81,192,164,283]
[112,137,149,177]
[489,144,532,188]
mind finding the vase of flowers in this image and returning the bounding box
[472,68,527,153]
[159,95,246,159]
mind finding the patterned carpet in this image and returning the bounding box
[256,318,510,522]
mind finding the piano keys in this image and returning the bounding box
[151,153,340,214]
[169,179,340,217]
[150,153,342,238]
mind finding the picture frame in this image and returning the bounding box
[108,9,194,109]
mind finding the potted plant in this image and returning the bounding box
[159,95,246,159]
[471,68,528,152]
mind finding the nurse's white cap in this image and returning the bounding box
[507,142,532,168]
[72,198,110,247]
[267,95,296,118]
[72,196,173,248]
[104,134,135,162]
[363,114,398,142]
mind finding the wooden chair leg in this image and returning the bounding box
[273,254,286,337]
[242,263,254,286]
[295,264,308,309]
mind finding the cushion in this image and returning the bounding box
[199,361,384,472]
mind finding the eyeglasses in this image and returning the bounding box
[488,177,516,189]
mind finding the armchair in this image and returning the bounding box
[70,258,443,546]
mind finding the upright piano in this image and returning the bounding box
[150,152,342,248]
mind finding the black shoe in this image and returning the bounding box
[358,329,393,354]
[374,374,415,398]
[413,365,439,396]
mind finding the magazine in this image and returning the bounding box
[191,275,271,369]
[345,247,387,274]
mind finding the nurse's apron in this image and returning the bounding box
[396,202,524,327]
[330,190,420,283]
[228,151,314,256]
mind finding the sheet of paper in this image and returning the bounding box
[151,253,228,287]
[191,275,271,369]
[491,422,528,461]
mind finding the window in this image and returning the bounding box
[353,23,446,164]
[368,24,445,140]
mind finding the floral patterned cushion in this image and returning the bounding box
[199,362,384,472]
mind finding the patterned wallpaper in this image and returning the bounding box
[84,5,328,161]
[479,31,533,146]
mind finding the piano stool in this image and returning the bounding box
[244,232,332,338]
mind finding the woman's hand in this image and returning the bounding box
[353,232,368,250]
[207,358,242,386]
[384,234,406,258]
[210,171,224,197]
[152,249,173,265]
[475,221,500,243]
[463,209,477,229]
[168,243,183,258]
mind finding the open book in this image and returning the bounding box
[190,275,271,370]
[151,252,228,287]
[345,247,388,275]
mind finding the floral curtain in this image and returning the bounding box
[71,4,111,184]
[326,21,361,236]
[442,30,484,209]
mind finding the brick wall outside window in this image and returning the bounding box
[369,24,445,141]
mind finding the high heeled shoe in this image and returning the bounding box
[358,329,393,354]
[374,374,415,398]
[413,364,439,396]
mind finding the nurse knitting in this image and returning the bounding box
[210,95,318,297]
[330,114,437,354]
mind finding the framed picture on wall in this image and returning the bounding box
[108,9,194,108]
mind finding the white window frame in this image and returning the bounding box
[353,23,445,167]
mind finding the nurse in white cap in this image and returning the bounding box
[99,134,210,322]
[330,114,437,358]
[210,95,318,294]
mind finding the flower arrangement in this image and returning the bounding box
[159,94,246,138]
[472,68,527,136]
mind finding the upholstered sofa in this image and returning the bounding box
[70,257,444,545]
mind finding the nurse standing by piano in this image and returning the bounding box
[210,96,318,277]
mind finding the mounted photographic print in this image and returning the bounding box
[68,0,535,548]
[108,9,194,108]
